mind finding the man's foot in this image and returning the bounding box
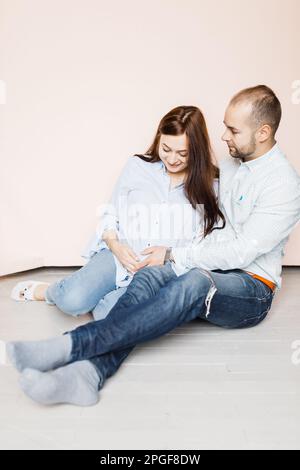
[6,335,72,372]
[19,361,100,406]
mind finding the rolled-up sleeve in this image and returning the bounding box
[81,157,135,258]
[95,157,135,240]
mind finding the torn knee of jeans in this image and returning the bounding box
[196,268,218,318]
[205,284,217,317]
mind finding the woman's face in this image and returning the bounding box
[158,133,189,174]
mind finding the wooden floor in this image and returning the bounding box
[0,266,300,450]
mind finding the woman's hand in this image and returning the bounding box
[135,246,168,270]
[109,240,141,274]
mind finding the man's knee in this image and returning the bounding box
[133,265,165,284]
[180,268,213,291]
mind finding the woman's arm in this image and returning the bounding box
[98,158,141,272]
[102,228,140,273]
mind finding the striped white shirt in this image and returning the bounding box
[81,156,212,287]
[172,143,300,290]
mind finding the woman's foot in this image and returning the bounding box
[32,282,50,300]
[11,281,50,302]
[19,361,100,406]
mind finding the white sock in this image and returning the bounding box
[19,361,100,406]
[6,335,72,372]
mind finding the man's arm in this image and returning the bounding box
[172,177,300,271]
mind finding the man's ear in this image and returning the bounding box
[257,124,272,143]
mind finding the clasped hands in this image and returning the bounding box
[110,240,168,274]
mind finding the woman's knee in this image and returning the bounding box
[54,288,92,316]
[46,274,98,316]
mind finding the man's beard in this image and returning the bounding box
[228,137,257,161]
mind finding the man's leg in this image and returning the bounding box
[86,268,274,397]
[199,268,275,329]
[7,261,178,372]
[17,347,135,407]
[8,265,274,372]
[69,267,274,361]
[8,262,213,376]
[10,262,179,405]
[69,265,214,360]
[10,266,274,405]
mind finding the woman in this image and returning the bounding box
[11,105,225,321]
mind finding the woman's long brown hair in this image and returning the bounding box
[135,105,225,237]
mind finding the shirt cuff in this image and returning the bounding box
[172,246,189,271]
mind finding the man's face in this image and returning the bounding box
[222,102,257,160]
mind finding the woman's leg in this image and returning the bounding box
[92,286,128,320]
[45,248,117,316]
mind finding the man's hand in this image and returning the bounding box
[135,246,168,270]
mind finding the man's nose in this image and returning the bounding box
[222,130,230,142]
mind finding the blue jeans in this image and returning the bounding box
[45,248,127,320]
[66,262,275,390]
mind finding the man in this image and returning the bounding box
[7,85,300,406]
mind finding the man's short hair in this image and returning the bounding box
[230,85,282,135]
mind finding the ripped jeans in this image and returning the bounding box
[66,261,275,389]
[45,248,128,320]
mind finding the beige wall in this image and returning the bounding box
[1,0,300,275]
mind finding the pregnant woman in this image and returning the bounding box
[11,105,225,321]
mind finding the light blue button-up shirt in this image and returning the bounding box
[172,143,300,290]
[82,155,215,287]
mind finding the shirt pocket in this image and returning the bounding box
[231,187,256,224]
